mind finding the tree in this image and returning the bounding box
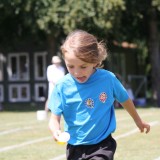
[0,0,125,53]
[148,1,160,106]
[119,0,160,106]
[30,0,125,51]
[0,0,47,51]
[1,0,160,106]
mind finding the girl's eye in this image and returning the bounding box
[81,66,87,69]
[67,66,74,68]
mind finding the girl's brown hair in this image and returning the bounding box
[61,30,108,67]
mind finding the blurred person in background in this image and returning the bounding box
[45,56,65,112]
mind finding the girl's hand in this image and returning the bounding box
[53,130,62,141]
[136,120,150,134]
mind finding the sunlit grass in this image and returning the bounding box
[0,107,159,160]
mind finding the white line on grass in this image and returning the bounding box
[115,121,159,140]
[116,113,153,122]
[0,120,38,127]
[0,136,52,153]
[154,157,160,160]
[49,120,159,160]
[0,126,33,136]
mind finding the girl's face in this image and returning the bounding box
[64,52,97,83]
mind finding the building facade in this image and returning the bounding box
[0,46,147,109]
[0,51,48,108]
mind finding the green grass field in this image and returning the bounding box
[0,107,160,160]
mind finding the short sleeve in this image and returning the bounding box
[48,85,63,115]
[113,76,129,103]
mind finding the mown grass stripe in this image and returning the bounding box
[0,136,52,152]
[50,154,66,160]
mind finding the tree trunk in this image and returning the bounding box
[148,7,160,107]
[47,34,56,56]
[47,30,61,60]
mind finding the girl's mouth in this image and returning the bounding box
[76,76,87,83]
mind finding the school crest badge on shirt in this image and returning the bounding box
[85,98,94,108]
[99,92,107,103]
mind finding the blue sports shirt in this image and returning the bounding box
[48,69,129,145]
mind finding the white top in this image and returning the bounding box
[47,64,65,98]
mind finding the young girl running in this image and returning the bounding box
[48,30,150,160]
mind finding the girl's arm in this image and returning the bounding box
[49,113,61,140]
[121,98,150,133]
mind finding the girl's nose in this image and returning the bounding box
[74,69,81,76]
[74,71,79,76]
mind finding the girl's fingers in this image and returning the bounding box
[145,125,150,134]
[53,130,62,140]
